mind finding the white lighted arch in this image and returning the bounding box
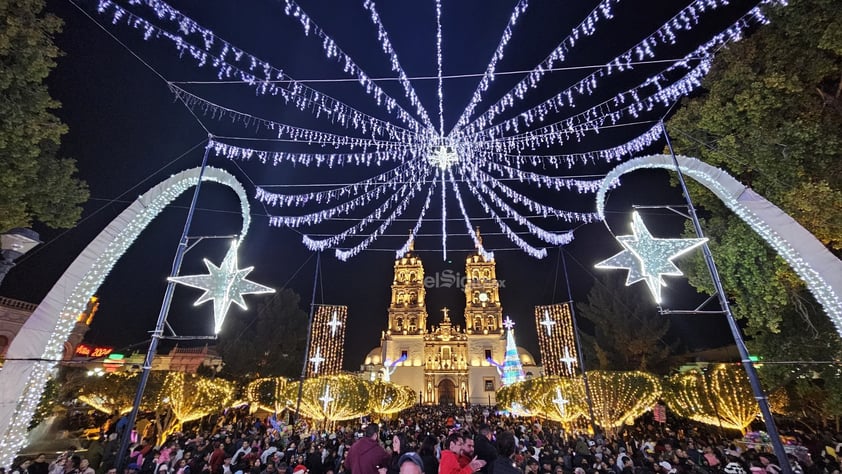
[0,166,250,467]
[596,154,842,337]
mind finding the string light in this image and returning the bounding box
[367,380,415,416]
[0,166,249,468]
[361,0,434,129]
[245,377,288,413]
[98,0,425,135]
[158,372,234,436]
[305,305,348,377]
[436,0,444,137]
[284,0,433,130]
[664,365,758,432]
[595,211,707,304]
[584,370,662,429]
[534,304,580,377]
[281,374,370,421]
[596,154,842,338]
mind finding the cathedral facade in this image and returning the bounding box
[359,241,540,405]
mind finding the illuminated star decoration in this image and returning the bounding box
[319,384,334,412]
[539,310,556,336]
[169,241,275,333]
[310,346,325,374]
[327,310,342,337]
[552,387,570,417]
[595,211,707,304]
[560,347,577,372]
[502,316,516,331]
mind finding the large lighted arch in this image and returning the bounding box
[596,154,842,337]
[0,166,250,466]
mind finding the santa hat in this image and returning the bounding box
[293,465,307,474]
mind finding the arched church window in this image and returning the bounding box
[472,291,480,303]
[472,270,480,280]
[474,317,482,329]
[396,317,403,329]
[409,272,417,282]
[409,292,418,304]
[483,269,491,279]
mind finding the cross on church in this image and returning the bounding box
[441,307,450,320]
[540,310,556,336]
[310,346,325,374]
[319,384,334,412]
[560,346,577,372]
[553,387,570,416]
[327,310,342,337]
[502,316,515,330]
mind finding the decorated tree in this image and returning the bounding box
[156,372,234,438]
[246,377,288,414]
[664,364,758,433]
[667,0,842,337]
[281,374,369,422]
[586,370,662,432]
[77,372,164,415]
[498,376,587,425]
[367,380,416,418]
[577,274,675,374]
[0,0,88,230]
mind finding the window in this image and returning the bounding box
[484,378,495,391]
[401,350,408,359]
[484,349,492,360]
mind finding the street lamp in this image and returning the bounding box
[0,228,41,287]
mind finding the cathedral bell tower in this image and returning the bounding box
[464,228,503,334]
[387,238,428,334]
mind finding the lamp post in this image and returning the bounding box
[0,227,41,287]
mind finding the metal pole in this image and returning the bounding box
[560,248,599,434]
[662,121,791,473]
[295,251,321,425]
[115,140,212,470]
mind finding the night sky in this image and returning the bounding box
[1,0,754,369]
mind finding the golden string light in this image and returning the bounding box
[77,372,162,414]
[586,370,662,431]
[157,372,234,435]
[281,374,369,421]
[246,377,288,413]
[306,305,348,377]
[367,380,416,417]
[664,364,759,433]
[534,304,579,377]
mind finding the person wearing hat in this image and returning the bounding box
[292,465,308,474]
[398,453,424,474]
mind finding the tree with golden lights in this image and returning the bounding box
[77,372,164,415]
[367,380,416,418]
[156,372,234,438]
[246,377,288,413]
[498,376,587,425]
[664,364,759,433]
[281,374,369,421]
[581,371,661,432]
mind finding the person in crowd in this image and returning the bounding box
[440,433,485,474]
[398,453,425,474]
[489,431,520,474]
[344,425,390,474]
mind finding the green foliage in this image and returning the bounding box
[216,288,309,379]
[0,0,88,230]
[576,274,675,374]
[667,0,842,334]
[29,376,59,430]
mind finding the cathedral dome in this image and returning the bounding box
[517,346,537,366]
[364,347,383,365]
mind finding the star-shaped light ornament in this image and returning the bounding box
[595,212,707,304]
[169,241,275,333]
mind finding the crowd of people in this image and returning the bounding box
[8,405,842,474]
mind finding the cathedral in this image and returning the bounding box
[359,236,541,405]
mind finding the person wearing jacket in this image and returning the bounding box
[439,433,485,474]
[344,426,390,474]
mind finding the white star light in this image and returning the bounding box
[502,316,515,331]
[560,347,577,372]
[319,384,334,412]
[595,212,707,304]
[540,310,555,336]
[310,346,325,374]
[327,310,342,337]
[169,241,275,333]
[552,387,570,416]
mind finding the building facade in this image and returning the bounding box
[360,238,540,405]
